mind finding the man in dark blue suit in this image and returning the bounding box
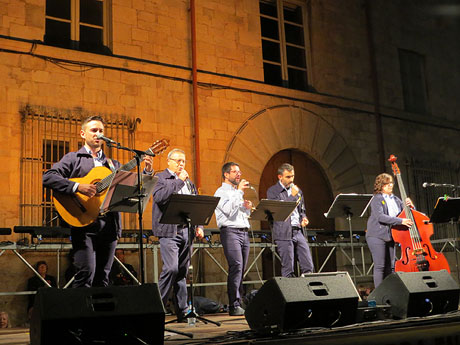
[267,163,314,277]
[152,148,203,319]
[43,116,154,288]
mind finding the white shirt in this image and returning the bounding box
[280,181,301,227]
[383,193,400,217]
[73,147,104,193]
[214,183,250,228]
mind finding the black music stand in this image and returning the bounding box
[102,172,156,213]
[160,194,221,327]
[250,199,298,223]
[429,197,460,281]
[101,170,157,284]
[429,197,460,224]
[250,199,298,277]
[325,194,373,284]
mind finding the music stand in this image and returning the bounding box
[325,194,373,284]
[429,197,460,281]
[101,170,157,284]
[250,199,298,277]
[160,194,221,327]
[429,197,460,224]
[250,199,298,223]
[101,171,157,214]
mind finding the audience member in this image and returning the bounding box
[109,249,138,285]
[27,261,57,318]
[0,311,9,328]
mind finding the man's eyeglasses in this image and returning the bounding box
[169,158,186,164]
[229,170,242,175]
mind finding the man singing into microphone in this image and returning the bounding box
[267,163,314,277]
[214,162,252,316]
[43,116,154,287]
[152,148,203,321]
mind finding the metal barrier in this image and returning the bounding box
[1,236,459,296]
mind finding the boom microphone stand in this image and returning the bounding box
[105,141,157,284]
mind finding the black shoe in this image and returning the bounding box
[229,306,245,316]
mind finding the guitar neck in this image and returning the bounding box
[96,158,138,193]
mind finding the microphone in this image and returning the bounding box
[247,184,257,192]
[422,182,455,188]
[185,178,194,193]
[96,132,116,144]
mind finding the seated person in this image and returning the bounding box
[27,261,57,317]
[109,249,138,286]
[0,311,9,328]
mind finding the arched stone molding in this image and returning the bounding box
[223,105,366,195]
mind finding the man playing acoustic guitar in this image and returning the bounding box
[43,116,154,287]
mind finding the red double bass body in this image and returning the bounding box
[392,208,450,272]
[389,155,450,273]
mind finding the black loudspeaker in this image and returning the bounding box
[245,272,359,333]
[30,283,165,345]
[368,270,460,319]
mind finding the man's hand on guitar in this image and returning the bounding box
[78,183,97,198]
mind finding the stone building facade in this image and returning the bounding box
[0,0,459,326]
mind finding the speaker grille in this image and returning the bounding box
[30,284,165,345]
[368,270,460,319]
[245,272,359,333]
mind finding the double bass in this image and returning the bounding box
[389,155,450,272]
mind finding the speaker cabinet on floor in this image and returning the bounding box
[30,283,165,345]
[368,270,460,319]
[245,272,359,333]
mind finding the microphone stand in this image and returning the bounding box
[106,141,156,284]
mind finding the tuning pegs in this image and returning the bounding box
[388,154,397,163]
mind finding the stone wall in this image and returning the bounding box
[0,0,459,326]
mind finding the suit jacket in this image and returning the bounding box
[42,146,122,236]
[266,182,306,241]
[366,193,404,242]
[151,169,198,237]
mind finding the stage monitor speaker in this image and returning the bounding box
[245,272,359,334]
[30,283,165,345]
[368,270,460,319]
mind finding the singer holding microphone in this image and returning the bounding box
[214,162,253,316]
[151,148,203,321]
[43,116,154,287]
[267,163,314,277]
[366,173,414,288]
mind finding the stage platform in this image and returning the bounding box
[1,311,460,345]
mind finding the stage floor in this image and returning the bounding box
[2,312,460,345]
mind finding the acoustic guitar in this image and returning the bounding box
[53,139,169,227]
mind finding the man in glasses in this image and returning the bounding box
[214,162,253,316]
[152,148,203,321]
[267,163,314,277]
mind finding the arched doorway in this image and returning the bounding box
[259,149,336,277]
[221,104,367,277]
